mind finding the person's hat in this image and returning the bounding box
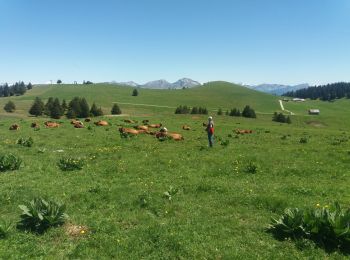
[208,116,213,120]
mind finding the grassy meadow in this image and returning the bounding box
[0,83,350,258]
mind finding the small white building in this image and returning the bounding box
[292,98,305,102]
[308,109,320,115]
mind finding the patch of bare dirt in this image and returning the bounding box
[306,121,327,127]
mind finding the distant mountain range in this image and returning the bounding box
[247,83,310,95]
[110,78,201,89]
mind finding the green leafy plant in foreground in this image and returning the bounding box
[0,154,22,172]
[0,220,12,238]
[245,162,258,174]
[17,198,68,233]
[17,137,34,147]
[58,157,84,171]
[299,137,308,144]
[268,202,350,252]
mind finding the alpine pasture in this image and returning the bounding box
[0,82,350,259]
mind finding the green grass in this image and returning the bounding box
[0,82,280,118]
[0,84,350,258]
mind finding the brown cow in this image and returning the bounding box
[71,120,83,125]
[182,125,191,130]
[94,120,109,126]
[9,124,20,130]
[155,131,184,141]
[119,127,142,135]
[74,123,84,128]
[85,118,91,122]
[235,129,253,134]
[44,121,60,128]
[148,123,162,128]
[135,125,148,131]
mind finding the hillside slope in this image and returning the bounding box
[0,81,280,116]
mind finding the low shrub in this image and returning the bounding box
[17,137,34,147]
[299,137,308,143]
[17,198,68,233]
[268,202,350,252]
[220,139,230,147]
[58,157,84,171]
[163,186,179,201]
[0,220,12,239]
[245,162,257,174]
[0,154,22,172]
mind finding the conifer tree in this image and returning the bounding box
[132,88,139,96]
[111,104,122,115]
[4,100,16,112]
[80,98,90,118]
[29,97,45,116]
[90,102,99,116]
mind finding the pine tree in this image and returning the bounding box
[217,108,223,115]
[96,107,104,116]
[4,100,16,112]
[286,116,292,124]
[51,98,62,119]
[66,97,81,119]
[132,88,139,96]
[61,99,67,115]
[90,102,99,116]
[191,107,198,114]
[29,97,45,116]
[44,97,54,116]
[242,105,256,118]
[80,98,90,118]
[27,82,33,90]
[111,104,122,115]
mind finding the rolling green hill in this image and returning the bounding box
[1,81,350,258]
[0,81,280,117]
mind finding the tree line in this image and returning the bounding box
[284,82,350,101]
[0,82,32,97]
[28,97,121,119]
[217,105,257,118]
[175,105,208,115]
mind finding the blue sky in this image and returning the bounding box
[0,0,349,85]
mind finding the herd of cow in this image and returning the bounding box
[8,118,253,141]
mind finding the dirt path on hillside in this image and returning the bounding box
[279,100,295,115]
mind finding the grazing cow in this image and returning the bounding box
[74,123,84,128]
[31,122,39,128]
[142,119,149,124]
[119,127,142,135]
[9,124,20,130]
[84,118,91,122]
[155,129,184,141]
[182,125,191,130]
[94,120,109,126]
[124,119,135,124]
[148,123,162,128]
[44,121,60,128]
[71,119,83,125]
[235,129,253,134]
[135,125,148,131]
[168,133,184,141]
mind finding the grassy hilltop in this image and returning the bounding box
[0,81,280,117]
[0,82,350,258]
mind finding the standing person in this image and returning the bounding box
[206,116,214,147]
